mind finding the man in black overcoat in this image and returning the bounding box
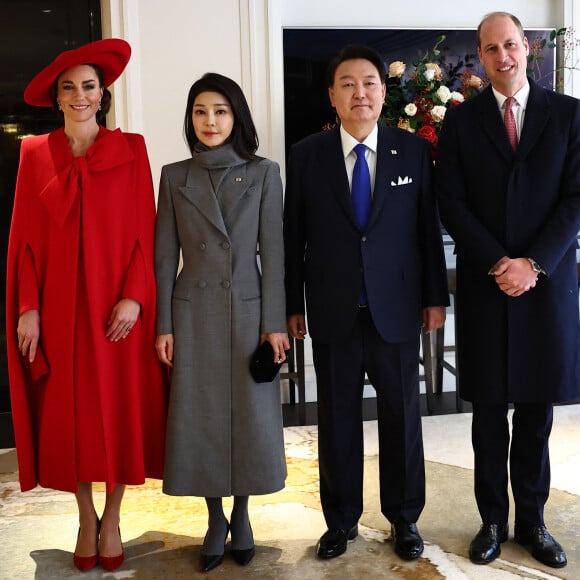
[435,11,580,569]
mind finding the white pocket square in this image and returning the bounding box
[390,176,413,186]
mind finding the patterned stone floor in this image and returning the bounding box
[1,406,579,579]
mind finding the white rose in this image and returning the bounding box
[424,68,435,81]
[404,103,418,116]
[436,85,451,104]
[425,62,443,80]
[431,105,447,122]
[450,91,464,102]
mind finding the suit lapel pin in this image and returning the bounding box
[235,177,242,182]
[391,149,398,155]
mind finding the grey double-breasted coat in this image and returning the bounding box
[155,148,287,496]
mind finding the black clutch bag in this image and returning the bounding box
[250,341,285,383]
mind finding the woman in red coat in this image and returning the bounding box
[6,39,167,572]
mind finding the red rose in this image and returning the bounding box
[417,124,438,144]
[422,112,435,126]
[414,95,433,114]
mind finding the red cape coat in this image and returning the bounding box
[6,126,168,492]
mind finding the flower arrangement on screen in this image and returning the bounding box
[381,35,483,156]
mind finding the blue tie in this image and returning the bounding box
[352,143,371,229]
[352,143,371,305]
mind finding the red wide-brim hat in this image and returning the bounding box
[24,38,131,107]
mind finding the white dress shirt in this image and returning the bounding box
[339,124,378,195]
[492,82,530,140]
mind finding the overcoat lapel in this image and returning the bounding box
[517,82,550,160]
[477,86,515,161]
[180,161,228,237]
[477,81,550,163]
[217,163,249,223]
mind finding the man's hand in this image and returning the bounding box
[493,257,538,297]
[422,306,446,333]
[287,314,307,339]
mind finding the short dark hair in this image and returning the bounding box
[325,44,387,88]
[50,63,111,125]
[183,72,259,158]
[477,12,525,48]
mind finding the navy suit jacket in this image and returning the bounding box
[284,124,448,344]
[435,80,580,403]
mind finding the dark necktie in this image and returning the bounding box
[352,143,372,229]
[352,143,371,305]
[504,96,518,150]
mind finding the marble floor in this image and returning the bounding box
[1,404,579,579]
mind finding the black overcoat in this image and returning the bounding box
[435,80,580,404]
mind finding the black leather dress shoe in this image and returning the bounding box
[232,545,255,566]
[316,525,358,559]
[515,525,567,568]
[391,521,424,560]
[469,523,508,564]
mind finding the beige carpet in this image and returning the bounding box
[1,407,578,579]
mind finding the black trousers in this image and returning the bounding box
[472,402,553,527]
[312,308,425,530]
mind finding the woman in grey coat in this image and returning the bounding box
[155,73,289,572]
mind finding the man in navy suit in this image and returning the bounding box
[435,12,580,569]
[284,45,449,561]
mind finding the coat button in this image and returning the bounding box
[361,236,367,242]
[222,280,231,289]
[221,242,230,250]
[200,242,207,250]
[197,280,207,288]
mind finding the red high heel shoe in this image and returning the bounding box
[73,520,100,572]
[99,527,124,571]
